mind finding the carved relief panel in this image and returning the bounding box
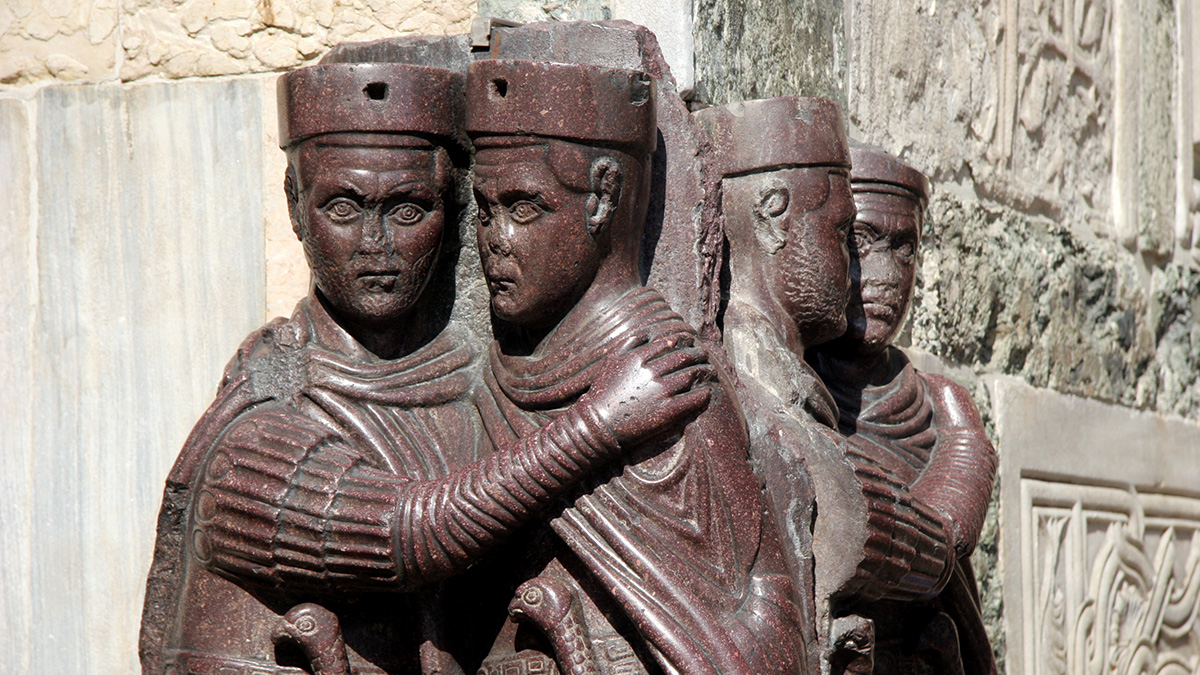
[1023,480,1200,675]
[996,380,1200,675]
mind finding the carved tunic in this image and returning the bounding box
[140,295,631,675]
[475,287,807,675]
[813,346,999,675]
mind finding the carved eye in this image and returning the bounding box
[894,240,915,258]
[851,228,873,250]
[389,203,426,226]
[510,201,543,224]
[324,198,361,223]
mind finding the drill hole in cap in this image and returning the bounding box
[492,78,508,98]
[364,82,388,100]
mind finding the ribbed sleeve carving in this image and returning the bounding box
[910,427,997,558]
[394,402,618,588]
[841,446,953,603]
[193,405,618,592]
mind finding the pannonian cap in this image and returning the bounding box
[277,62,465,148]
[695,97,849,177]
[466,60,657,155]
[849,142,930,206]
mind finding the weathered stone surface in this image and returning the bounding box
[0,0,119,85]
[119,0,474,81]
[612,0,694,90]
[0,0,474,87]
[478,3,696,89]
[848,0,1106,242]
[1111,0,1178,257]
[993,378,1200,675]
[479,0,609,22]
[693,0,844,107]
[0,97,35,675]
[22,78,265,674]
[912,189,1200,419]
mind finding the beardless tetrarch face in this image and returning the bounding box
[472,141,612,332]
[288,134,451,328]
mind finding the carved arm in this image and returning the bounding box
[910,374,998,558]
[192,401,617,593]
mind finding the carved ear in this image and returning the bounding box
[586,157,623,237]
[284,165,305,241]
[753,184,789,253]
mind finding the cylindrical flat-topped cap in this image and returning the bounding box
[849,142,930,206]
[277,62,465,148]
[465,59,658,155]
[695,97,849,177]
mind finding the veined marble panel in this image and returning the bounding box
[23,77,266,674]
[0,96,35,675]
[995,379,1200,675]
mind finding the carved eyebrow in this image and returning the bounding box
[496,188,549,207]
[380,181,437,201]
[312,178,369,201]
[854,220,881,237]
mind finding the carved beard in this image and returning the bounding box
[309,244,438,324]
[776,236,849,348]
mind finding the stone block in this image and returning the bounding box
[0,97,35,675]
[847,0,1112,242]
[611,0,694,91]
[0,0,119,85]
[478,0,612,24]
[693,0,844,107]
[118,0,474,82]
[258,74,309,320]
[993,378,1200,675]
[26,78,266,674]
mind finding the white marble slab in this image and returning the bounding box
[0,96,36,675]
[19,77,266,674]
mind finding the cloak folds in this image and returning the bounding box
[476,287,807,675]
[820,347,999,675]
[139,295,482,675]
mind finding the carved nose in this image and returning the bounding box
[360,212,387,253]
[488,239,512,256]
[487,225,514,256]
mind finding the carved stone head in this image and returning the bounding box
[278,62,465,331]
[465,60,657,333]
[840,143,929,355]
[696,97,855,350]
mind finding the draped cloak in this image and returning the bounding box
[139,294,488,675]
[474,287,808,675]
[814,346,998,675]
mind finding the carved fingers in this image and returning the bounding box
[585,331,714,446]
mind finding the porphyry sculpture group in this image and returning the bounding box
[140,20,998,675]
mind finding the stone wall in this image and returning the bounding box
[2,0,1198,673]
[687,0,1200,671]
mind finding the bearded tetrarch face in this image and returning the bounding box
[290,134,450,327]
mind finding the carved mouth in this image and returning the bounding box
[485,268,518,294]
[489,278,516,295]
[358,270,401,291]
[862,301,897,321]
